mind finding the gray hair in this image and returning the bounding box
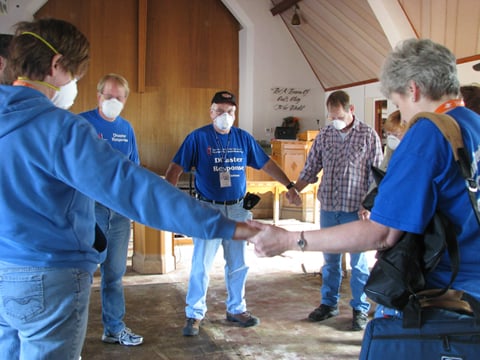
[380,38,459,100]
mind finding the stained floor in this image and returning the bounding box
[81,221,376,360]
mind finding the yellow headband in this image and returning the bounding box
[21,31,59,54]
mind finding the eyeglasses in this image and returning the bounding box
[326,113,347,121]
[101,93,126,102]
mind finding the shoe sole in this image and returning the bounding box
[226,315,260,327]
[351,325,366,331]
[101,336,144,346]
[182,329,199,336]
[351,319,368,331]
[308,310,339,322]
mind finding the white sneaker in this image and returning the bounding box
[101,327,144,346]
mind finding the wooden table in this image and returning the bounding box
[246,180,319,225]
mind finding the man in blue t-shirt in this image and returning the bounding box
[165,91,300,336]
[80,73,142,347]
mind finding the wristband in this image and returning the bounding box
[286,181,295,190]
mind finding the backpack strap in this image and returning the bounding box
[402,111,478,327]
[409,112,463,161]
[409,112,480,223]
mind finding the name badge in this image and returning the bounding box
[219,171,232,188]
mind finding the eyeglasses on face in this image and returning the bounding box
[101,93,126,102]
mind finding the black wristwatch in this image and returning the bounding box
[297,231,307,251]
[286,181,295,190]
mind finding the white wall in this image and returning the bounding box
[326,62,480,131]
[223,0,325,141]
[458,62,480,86]
[0,0,46,34]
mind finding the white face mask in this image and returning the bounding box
[101,98,124,119]
[386,135,401,150]
[331,119,347,131]
[52,79,78,109]
[214,112,234,132]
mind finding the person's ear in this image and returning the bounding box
[0,56,5,73]
[49,53,64,77]
[408,80,420,102]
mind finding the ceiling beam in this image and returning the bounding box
[270,0,302,16]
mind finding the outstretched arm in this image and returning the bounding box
[247,219,403,257]
[233,221,260,240]
[165,162,183,186]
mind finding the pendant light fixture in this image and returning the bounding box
[291,4,301,26]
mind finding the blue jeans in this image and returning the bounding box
[95,203,132,335]
[185,201,252,319]
[0,262,92,360]
[320,210,371,313]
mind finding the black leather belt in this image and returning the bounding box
[197,195,243,205]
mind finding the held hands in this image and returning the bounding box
[358,205,370,221]
[245,220,293,257]
[286,187,302,206]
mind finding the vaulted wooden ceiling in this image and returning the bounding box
[271,0,480,91]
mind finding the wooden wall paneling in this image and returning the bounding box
[36,0,139,116]
[35,0,240,176]
[142,0,239,174]
[138,0,147,93]
[145,0,239,89]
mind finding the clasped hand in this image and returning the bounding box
[286,188,302,206]
[242,220,292,257]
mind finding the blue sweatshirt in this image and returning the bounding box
[0,85,236,274]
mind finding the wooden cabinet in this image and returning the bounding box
[271,140,311,180]
[270,140,320,223]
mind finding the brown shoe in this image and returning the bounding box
[226,311,260,327]
[183,317,201,336]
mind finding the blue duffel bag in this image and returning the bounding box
[359,312,480,360]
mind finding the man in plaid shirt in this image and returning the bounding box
[287,90,383,331]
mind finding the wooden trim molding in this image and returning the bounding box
[137,0,147,93]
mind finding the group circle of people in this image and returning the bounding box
[0,17,479,360]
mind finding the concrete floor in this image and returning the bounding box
[81,221,375,360]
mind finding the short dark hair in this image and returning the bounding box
[326,90,350,111]
[0,34,13,58]
[9,18,89,81]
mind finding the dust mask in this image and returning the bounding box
[214,113,234,132]
[101,98,124,119]
[387,135,401,150]
[331,119,347,131]
[51,79,78,109]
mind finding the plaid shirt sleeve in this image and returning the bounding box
[299,131,325,184]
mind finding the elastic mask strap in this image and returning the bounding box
[21,31,59,54]
[17,76,60,92]
[16,33,62,92]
